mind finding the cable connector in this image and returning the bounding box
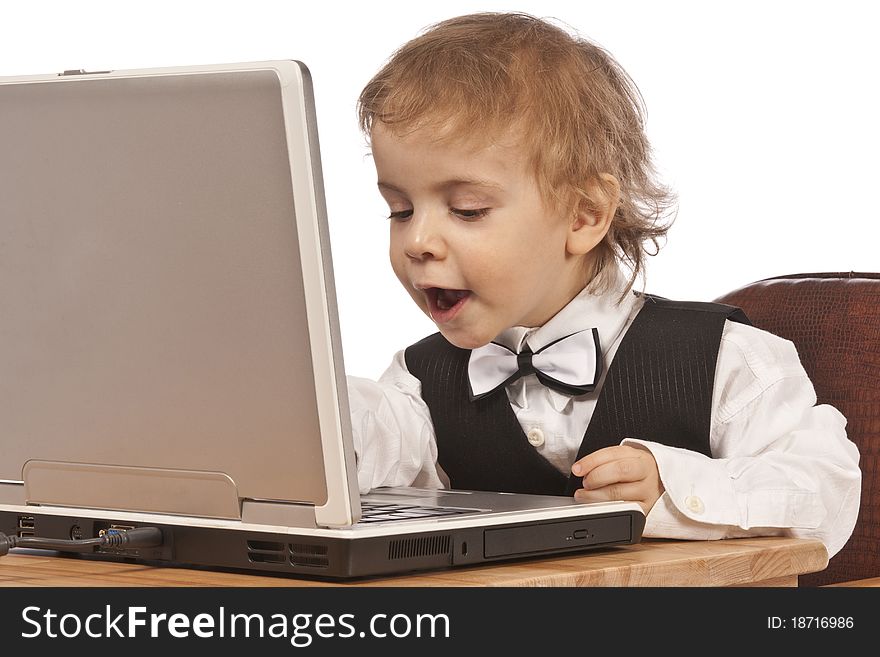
[0,532,15,557]
[0,526,163,556]
[99,527,163,549]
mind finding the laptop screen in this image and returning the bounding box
[0,63,358,526]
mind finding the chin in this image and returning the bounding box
[438,327,492,351]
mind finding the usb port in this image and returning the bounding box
[17,515,35,537]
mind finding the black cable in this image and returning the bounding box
[0,526,163,556]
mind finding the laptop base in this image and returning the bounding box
[1,509,643,580]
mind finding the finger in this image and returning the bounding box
[580,456,648,490]
[574,481,646,505]
[571,445,638,477]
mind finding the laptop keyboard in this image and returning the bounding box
[357,501,480,524]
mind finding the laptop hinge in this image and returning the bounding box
[240,500,317,529]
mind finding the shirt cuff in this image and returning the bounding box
[623,439,825,535]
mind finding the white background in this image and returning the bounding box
[3,0,877,379]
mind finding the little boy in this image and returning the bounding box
[346,12,861,558]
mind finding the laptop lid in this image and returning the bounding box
[0,61,360,528]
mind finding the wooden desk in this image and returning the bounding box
[0,536,827,587]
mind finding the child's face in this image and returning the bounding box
[371,124,598,349]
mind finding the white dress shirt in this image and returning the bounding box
[346,268,862,558]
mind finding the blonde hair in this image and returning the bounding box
[357,12,676,294]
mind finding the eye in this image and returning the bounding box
[387,209,413,221]
[451,208,490,220]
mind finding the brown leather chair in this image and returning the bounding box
[714,272,880,586]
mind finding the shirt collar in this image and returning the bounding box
[494,266,639,411]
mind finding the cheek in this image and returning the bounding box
[388,232,406,271]
[522,218,571,263]
[486,230,550,272]
[389,252,409,289]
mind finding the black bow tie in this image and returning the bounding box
[467,329,603,401]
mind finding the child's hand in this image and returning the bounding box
[571,446,664,515]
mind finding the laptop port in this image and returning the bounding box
[96,523,135,537]
[17,515,35,537]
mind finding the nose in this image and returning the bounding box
[401,209,446,261]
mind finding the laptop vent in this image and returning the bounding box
[388,534,451,560]
[246,540,286,565]
[290,542,329,568]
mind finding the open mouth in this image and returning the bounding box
[424,287,471,321]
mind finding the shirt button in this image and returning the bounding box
[684,495,705,515]
[526,427,545,447]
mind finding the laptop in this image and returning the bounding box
[0,60,645,579]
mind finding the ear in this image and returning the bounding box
[566,173,620,256]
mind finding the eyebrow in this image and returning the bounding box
[377,178,504,194]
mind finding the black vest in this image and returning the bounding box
[404,295,751,496]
